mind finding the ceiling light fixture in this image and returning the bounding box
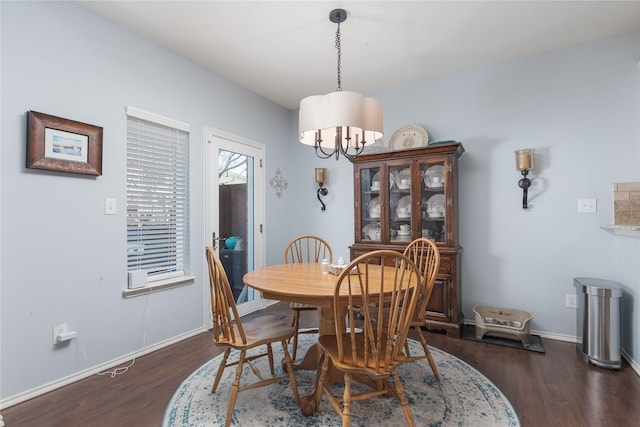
[298,9,383,160]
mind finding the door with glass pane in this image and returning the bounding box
[206,129,264,316]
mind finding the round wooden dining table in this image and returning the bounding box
[244,262,341,336]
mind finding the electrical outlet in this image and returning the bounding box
[53,323,68,344]
[565,294,577,309]
[578,198,597,213]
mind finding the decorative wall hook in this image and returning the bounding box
[269,168,288,198]
[315,168,328,211]
[515,149,535,209]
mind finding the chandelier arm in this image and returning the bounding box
[340,143,366,160]
[315,144,340,160]
[312,130,339,159]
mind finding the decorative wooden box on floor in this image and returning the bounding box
[473,305,534,347]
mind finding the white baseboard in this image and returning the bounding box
[0,327,205,410]
[622,348,640,376]
[465,321,639,376]
[533,329,578,343]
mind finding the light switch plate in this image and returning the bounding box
[578,198,597,213]
[105,198,117,215]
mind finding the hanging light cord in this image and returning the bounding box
[335,22,342,92]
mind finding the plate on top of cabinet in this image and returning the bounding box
[388,125,429,151]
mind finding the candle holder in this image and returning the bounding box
[315,168,328,211]
[515,149,535,209]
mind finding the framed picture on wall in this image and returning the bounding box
[27,111,103,176]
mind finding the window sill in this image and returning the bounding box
[122,275,196,299]
[600,224,640,237]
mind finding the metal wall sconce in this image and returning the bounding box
[515,148,535,209]
[315,168,328,211]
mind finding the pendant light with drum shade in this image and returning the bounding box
[298,9,384,160]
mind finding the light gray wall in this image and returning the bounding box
[2,0,639,406]
[290,32,640,363]
[1,1,293,401]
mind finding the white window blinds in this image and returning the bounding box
[126,106,190,281]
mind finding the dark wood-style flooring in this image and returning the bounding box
[3,302,639,426]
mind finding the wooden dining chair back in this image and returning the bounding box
[284,235,332,264]
[205,246,300,427]
[284,235,332,361]
[313,250,422,427]
[403,237,441,381]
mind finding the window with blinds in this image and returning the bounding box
[126,106,190,282]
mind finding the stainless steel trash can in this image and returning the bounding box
[573,277,622,369]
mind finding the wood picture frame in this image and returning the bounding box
[27,111,103,176]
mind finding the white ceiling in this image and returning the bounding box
[79,1,640,111]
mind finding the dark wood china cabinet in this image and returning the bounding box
[349,142,465,337]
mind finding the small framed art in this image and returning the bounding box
[27,111,103,176]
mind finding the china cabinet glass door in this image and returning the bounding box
[420,160,447,243]
[388,163,413,243]
[360,167,381,241]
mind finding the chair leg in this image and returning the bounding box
[392,368,416,427]
[212,348,231,393]
[266,343,275,375]
[342,372,352,427]
[415,326,440,381]
[291,310,300,361]
[280,339,300,404]
[313,353,330,411]
[225,349,246,427]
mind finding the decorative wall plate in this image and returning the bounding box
[388,125,429,151]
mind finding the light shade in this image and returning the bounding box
[299,90,383,150]
[315,167,326,184]
[515,148,535,171]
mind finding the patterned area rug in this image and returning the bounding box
[163,335,520,427]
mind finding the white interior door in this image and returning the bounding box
[206,128,265,317]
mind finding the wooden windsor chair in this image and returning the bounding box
[284,235,332,361]
[403,237,441,381]
[312,250,422,427]
[205,246,300,427]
